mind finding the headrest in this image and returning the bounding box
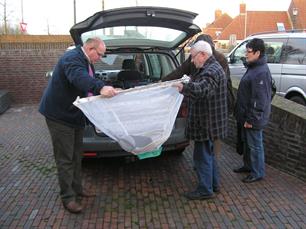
[122,59,136,70]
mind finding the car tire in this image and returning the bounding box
[289,96,306,106]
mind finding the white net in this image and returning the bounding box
[73,79,188,155]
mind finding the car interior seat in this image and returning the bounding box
[266,46,275,63]
[117,59,143,88]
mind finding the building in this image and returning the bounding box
[203,0,306,48]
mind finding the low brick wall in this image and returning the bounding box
[225,79,306,181]
[0,35,73,104]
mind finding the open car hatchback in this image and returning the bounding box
[69,6,201,157]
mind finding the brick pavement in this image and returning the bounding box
[0,105,306,229]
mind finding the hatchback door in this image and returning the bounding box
[70,6,201,49]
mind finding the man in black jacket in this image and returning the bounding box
[234,38,272,183]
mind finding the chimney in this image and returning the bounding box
[215,9,222,20]
[240,3,246,14]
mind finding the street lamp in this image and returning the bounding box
[292,8,298,30]
[73,0,76,24]
[20,0,27,33]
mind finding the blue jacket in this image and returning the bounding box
[39,46,105,128]
[235,55,272,129]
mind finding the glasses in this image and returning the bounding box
[94,49,104,57]
[191,52,201,60]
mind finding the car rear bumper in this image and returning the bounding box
[82,118,189,157]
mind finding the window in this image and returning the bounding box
[263,38,287,63]
[282,38,306,65]
[230,41,247,64]
[147,54,176,81]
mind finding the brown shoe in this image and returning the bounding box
[78,190,96,197]
[64,201,83,214]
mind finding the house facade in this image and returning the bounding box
[202,0,306,49]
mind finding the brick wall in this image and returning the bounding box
[225,79,306,182]
[0,35,73,104]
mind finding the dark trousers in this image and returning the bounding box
[193,141,219,195]
[45,118,84,205]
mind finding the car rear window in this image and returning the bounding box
[81,26,186,48]
[93,52,176,83]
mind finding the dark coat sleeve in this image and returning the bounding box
[63,52,104,95]
[182,70,219,100]
[162,56,194,82]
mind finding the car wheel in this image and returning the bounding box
[289,96,306,106]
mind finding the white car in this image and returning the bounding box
[227,31,306,105]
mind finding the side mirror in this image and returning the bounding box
[227,56,231,63]
[227,55,236,64]
[45,71,53,78]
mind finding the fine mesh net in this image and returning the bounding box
[73,79,186,156]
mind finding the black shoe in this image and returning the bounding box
[242,175,263,183]
[184,190,214,200]
[213,187,221,194]
[233,167,251,173]
[77,190,96,197]
[63,201,83,214]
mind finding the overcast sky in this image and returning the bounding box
[2,0,292,35]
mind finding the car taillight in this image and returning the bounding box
[83,152,97,157]
[177,101,188,118]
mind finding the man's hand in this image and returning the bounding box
[244,121,252,128]
[100,86,118,98]
[172,82,184,93]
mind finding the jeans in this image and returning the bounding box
[242,128,265,178]
[193,141,219,195]
[46,118,84,205]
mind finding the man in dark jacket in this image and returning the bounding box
[162,34,235,115]
[163,34,234,157]
[39,37,117,213]
[234,38,272,183]
[173,40,228,200]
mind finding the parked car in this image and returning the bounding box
[227,31,306,105]
[67,6,201,157]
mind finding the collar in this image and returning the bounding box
[81,46,91,63]
[246,55,267,68]
[200,55,215,70]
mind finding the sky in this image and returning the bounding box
[2,0,292,35]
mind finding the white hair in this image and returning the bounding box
[191,40,213,57]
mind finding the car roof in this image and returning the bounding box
[69,6,201,50]
[248,31,306,39]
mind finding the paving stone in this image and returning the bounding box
[0,104,306,228]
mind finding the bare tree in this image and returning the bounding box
[0,0,22,34]
[0,0,8,34]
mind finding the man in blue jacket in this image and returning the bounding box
[39,37,117,213]
[234,38,272,183]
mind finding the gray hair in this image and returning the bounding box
[191,40,212,57]
[84,37,104,49]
